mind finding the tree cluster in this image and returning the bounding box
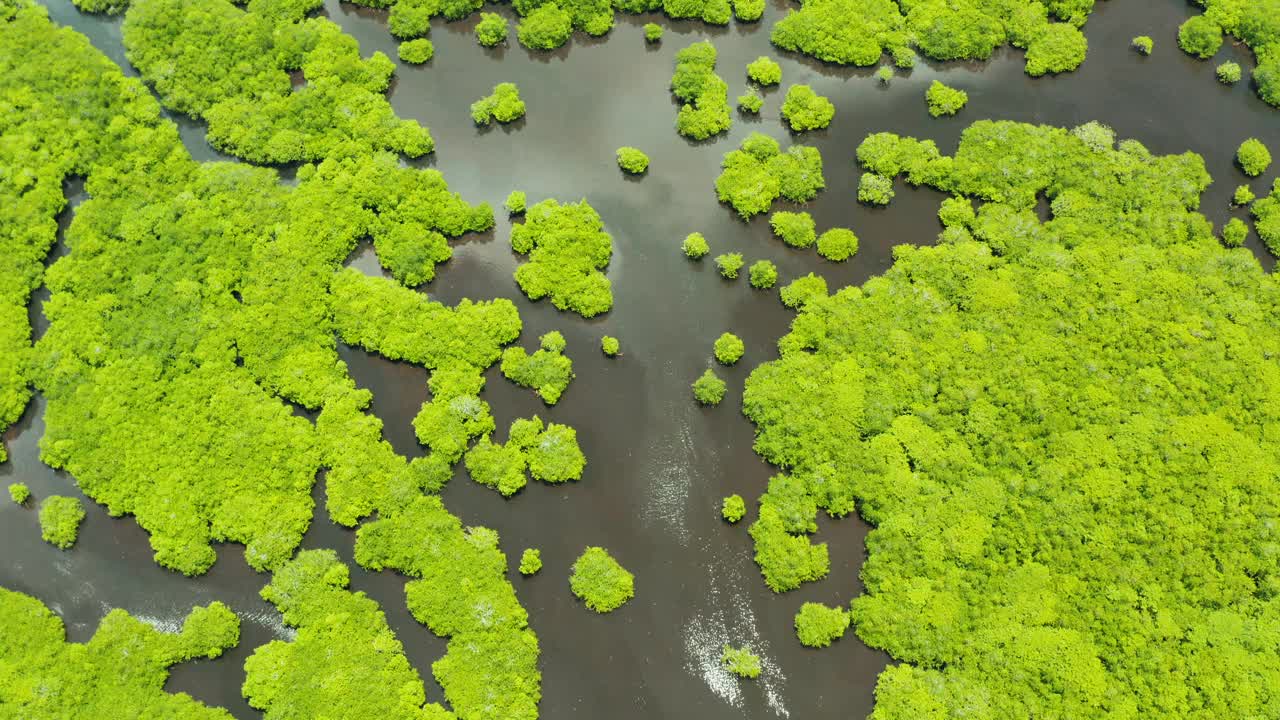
[715,132,825,218]
[569,546,635,613]
[471,82,526,126]
[500,331,576,405]
[925,80,967,117]
[1177,1,1280,108]
[38,495,85,549]
[670,41,732,140]
[780,84,835,132]
[511,199,615,317]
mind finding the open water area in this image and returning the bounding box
[3,0,1280,718]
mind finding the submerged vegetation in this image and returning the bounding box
[38,496,85,549]
[0,588,239,718]
[671,41,732,140]
[742,119,1280,717]
[511,199,614,317]
[716,133,825,218]
[570,546,635,613]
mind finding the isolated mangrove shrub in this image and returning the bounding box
[714,332,745,365]
[715,132,825,218]
[779,273,828,310]
[770,211,816,248]
[519,548,542,575]
[517,4,573,50]
[506,190,528,214]
[601,335,621,356]
[0,587,239,718]
[643,22,662,42]
[692,369,727,406]
[737,90,763,113]
[398,38,434,63]
[1131,35,1152,55]
[781,84,835,132]
[472,82,526,125]
[858,173,895,205]
[1222,217,1249,247]
[746,55,781,85]
[722,494,746,522]
[1217,61,1242,84]
[1234,185,1256,206]
[926,80,968,117]
[39,495,85,549]
[875,65,893,84]
[616,146,650,174]
[8,482,29,505]
[1178,15,1223,59]
[794,602,850,647]
[511,198,614,317]
[476,12,509,46]
[245,550,453,720]
[501,331,575,404]
[671,41,732,140]
[1024,22,1087,76]
[721,645,761,678]
[715,252,745,279]
[749,260,778,289]
[683,232,710,258]
[570,546,634,612]
[1238,138,1272,177]
[816,228,858,261]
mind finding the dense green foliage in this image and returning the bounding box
[925,80,967,117]
[778,273,828,310]
[715,253,745,279]
[399,38,434,64]
[1235,184,1257,206]
[0,588,239,718]
[692,369,727,406]
[793,602,849,648]
[506,190,528,215]
[858,173,895,205]
[477,12,509,46]
[471,83,526,126]
[737,90,763,113]
[770,0,1093,77]
[714,332,745,365]
[770,211,816,248]
[743,119,1280,717]
[1222,217,1249,247]
[500,331,576,405]
[514,4,571,50]
[749,260,778,289]
[780,84,835,132]
[720,645,761,678]
[721,494,746,523]
[38,495,85,549]
[119,0,433,163]
[683,232,710,258]
[817,228,858,261]
[715,133,825,218]
[519,548,543,575]
[746,56,782,85]
[670,41,732,140]
[244,550,453,720]
[512,199,614,317]
[616,146,650,174]
[1178,1,1280,108]
[1238,138,1272,177]
[1218,60,1242,84]
[1131,35,1153,54]
[8,483,29,505]
[1252,180,1280,254]
[643,22,662,42]
[601,335,621,356]
[356,497,541,720]
[569,546,634,613]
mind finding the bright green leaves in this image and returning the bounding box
[858,173,895,205]
[749,260,778,289]
[1178,14,1223,59]
[794,602,850,647]
[526,422,586,483]
[715,253,744,279]
[692,368,727,405]
[476,12,509,46]
[925,80,968,117]
[464,415,585,496]
[616,146,650,174]
[471,82,526,126]
[671,41,732,140]
[721,494,746,522]
[715,132,825,218]
[8,482,29,505]
[511,199,614,317]
[0,588,239,719]
[770,210,816,248]
[771,0,903,66]
[1023,22,1088,76]
[501,331,576,405]
[465,434,530,497]
[245,550,452,720]
[721,645,761,678]
[816,228,858,261]
[683,232,710,259]
[519,548,543,575]
[746,55,781,85]
[569,546,634,613]
[1238,138,1272,177]
[398,38,434,63]
[38,496,85,549]
[714,332,745,365]
[780,84,835,132]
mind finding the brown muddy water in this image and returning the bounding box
[4,1,1280,718]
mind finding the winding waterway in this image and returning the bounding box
[3,0,1279,718]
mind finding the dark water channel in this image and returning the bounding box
[5,1,1280,718]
